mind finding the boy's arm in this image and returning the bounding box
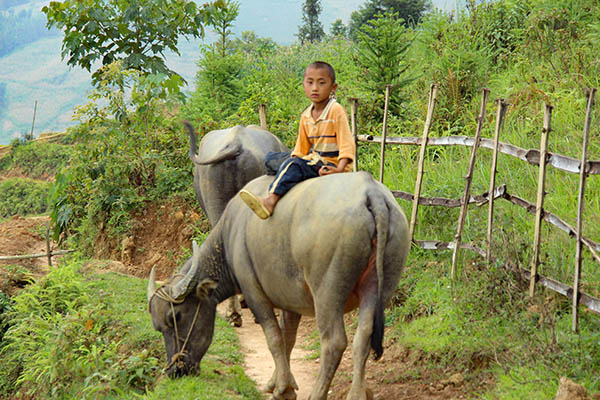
[291,115,311,157]
[319,157,351,176]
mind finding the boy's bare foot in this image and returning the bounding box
[239,189,271,219]
[262,194,280,215]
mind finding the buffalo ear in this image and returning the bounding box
[196,278,218,298]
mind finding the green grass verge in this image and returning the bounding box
[387,249,600,399]
[0,258,262,399]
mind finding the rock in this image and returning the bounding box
[121,236,135,265]
[555,377,588,400]
[448,373,464,386]
[174,210,184,223]
[189,211,201,223]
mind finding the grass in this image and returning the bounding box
[0,177,51,217]
[385,248,600,398]
[0,258,262,399]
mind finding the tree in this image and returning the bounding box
[297,0,325,44]
[348,0,431,39]
[42,0,225,83]
[210,0,240,57]
[330,18,347,38]
[354,12,414,115]
[186,0,243,122]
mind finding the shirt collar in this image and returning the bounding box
[302,98,337,122]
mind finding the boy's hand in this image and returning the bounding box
[319,165,341,176]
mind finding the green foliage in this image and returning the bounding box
[48,62,194,246]
[329,18,347,38]
[297,0,325,44]
[467,0,531,67]
[0,178,51,217]
[0,291,13,343]
[0,140,71,179]
[348,0,431,39]
[209,0,241,57]
[0,259,261,399]
[354,12,414,117]
[42,0,225,83]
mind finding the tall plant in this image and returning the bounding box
[42,0,225,83]
[354,12,413,117]
[297,0,325,44]
[348,0,431,39]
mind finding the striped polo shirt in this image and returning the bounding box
[291,99,355,170]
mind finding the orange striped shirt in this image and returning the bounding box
[291,99,355,171]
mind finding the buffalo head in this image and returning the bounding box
[147,241,218,377]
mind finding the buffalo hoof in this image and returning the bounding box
[227,312,242,327]
[271,386,297,400]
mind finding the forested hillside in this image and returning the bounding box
[0,0,457,144]
[1,0,599,398]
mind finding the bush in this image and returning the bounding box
[0,178,51,217]
[0,140,71,179]
[0,261,161,398]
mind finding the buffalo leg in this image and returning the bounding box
[243,295,297,399]
[309,310,347,400]
[266,311,301,393]
[226,295,242,327]
[347,275,378,400]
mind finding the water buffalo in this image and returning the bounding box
[185,122,288,326]
[186,122,288,224]
[147,172,410,400]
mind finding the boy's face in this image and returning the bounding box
[303,66,337,106]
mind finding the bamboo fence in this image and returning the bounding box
[353,85,599,332]
[0,223,73,267]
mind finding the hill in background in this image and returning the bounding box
[0,0,460,144]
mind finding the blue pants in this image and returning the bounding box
[269,157,330,196]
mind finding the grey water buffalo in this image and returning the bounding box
[147,172,410,400]
[186,122,288,224]
[185,122,288,326]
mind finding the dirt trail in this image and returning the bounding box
[216,305,318,400]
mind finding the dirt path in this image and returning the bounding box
[216,305,318,400]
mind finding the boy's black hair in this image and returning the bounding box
[306,61,336,83]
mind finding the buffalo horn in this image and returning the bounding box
[147,266,157,303]
[171,240,202,300]
[191,143,242,165]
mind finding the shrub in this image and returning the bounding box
[0,178,51,217]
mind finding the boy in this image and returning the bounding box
[240,61,355,219]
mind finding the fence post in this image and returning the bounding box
[409,84,439,242]
[451,88,490,279]
[379,85,392,183]
[28,100,38,141]
[486,99,509,262]
[259,104,267,130]
[46,221,53,267]
[529,103,553,297]
[350,98,359,172]
[572,88,596,332]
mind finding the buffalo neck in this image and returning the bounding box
[198,229,238,303]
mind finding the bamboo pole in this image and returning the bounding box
[486,99,510,262]
[350,98,359,172]
[409,84,439,242]
[259,104,267,130]
[451,88,490,279]
[29,100,38,140]
[0,250,73,261]
[572,88,596,332]
[529,103,553,297]
[46,222,52,267]
[379,85,392,183]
